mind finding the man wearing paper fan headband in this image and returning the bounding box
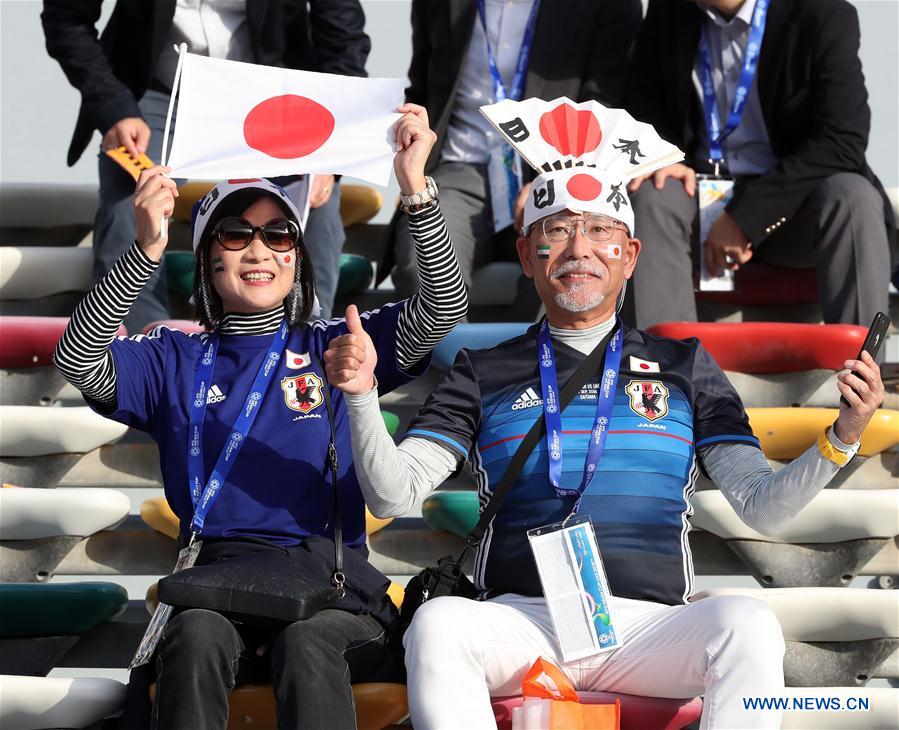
[324,97,884,729]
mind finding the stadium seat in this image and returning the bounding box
[0,582,128,638]
[492,692,703,730]
[695,262,819,307]
[0,406,128,457]
[432,322,531,370]
[0,246,93,300]
[0,316,124,369]
[421,490,479,538]
[470,262,522,308]
[164,250,195,298]
[0,675,127,730]
[746,408,899,459]
[340,185,382,228]
[693,588,899,686]
[149,681,408,730]
[141,496,394,541]
[336,253,375,298]
[692,489,898,588]
[0,486,130,539]
[646,322,866,373]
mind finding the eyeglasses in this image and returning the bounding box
[540,215,629,243]
[213,217,300,252]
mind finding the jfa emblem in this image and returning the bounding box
[281,372,324,414]
[626,380,669,422]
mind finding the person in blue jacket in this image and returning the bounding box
[54,103,467,730]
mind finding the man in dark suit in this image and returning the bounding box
[623,0,893,328]
[42,0,370,331]
[384,0,643,303]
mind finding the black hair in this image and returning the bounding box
[191,187,315,330]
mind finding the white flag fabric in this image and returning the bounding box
[165,53,405,186]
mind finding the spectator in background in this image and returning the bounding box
[623,0,895,329]
[41,0,370,332]
[382,0,643,311]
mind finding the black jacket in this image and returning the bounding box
[625,0,893,244]
[41,0,371,166]
[405,0,643,173]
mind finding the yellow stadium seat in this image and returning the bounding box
[173,182,215,222]
[747,408,899,459]
[150,681,407,729]
[339,184,382,228]
[140,496,392,540]
[140,496,179,540]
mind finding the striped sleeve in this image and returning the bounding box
[394,204,468,371]
[53,242,159,406]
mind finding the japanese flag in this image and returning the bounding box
[165,53,405,186]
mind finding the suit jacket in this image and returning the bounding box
[626,0,893,244]
[41,0,371,166]
[405,0,643,173]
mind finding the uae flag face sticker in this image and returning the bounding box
[165,53,405,186]
[537,244,551,259]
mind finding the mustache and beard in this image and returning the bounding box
[549,260,609,312]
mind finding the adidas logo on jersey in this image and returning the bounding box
[512,387,543,410]
[206,384,227,404]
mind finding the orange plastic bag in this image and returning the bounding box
[512,657,620,730]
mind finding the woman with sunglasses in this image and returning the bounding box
[54,104,467,730]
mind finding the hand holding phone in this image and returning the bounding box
[839,312,890,407]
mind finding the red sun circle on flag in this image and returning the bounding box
[282,255,292,264]
[292,356,303,366]
[640,362,650,370]
[610,245,622,258]
[566,174,603,201]
[243,95,335,160]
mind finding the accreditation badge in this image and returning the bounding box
[527,516,620,662]
[487,143,521,232]
[129,539,203,668]
[697,175,736,292]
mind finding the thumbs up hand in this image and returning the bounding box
[324,305,377,395]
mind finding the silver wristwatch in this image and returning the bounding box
[399,176,439,213]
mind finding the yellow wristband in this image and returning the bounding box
[817,427,851,467]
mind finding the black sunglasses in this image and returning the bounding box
[213,216,300,252]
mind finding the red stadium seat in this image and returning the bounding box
[695,262,818,307]
[492,692,703,730]
[141,319,206,336]
[0,316,125,369]
[646,322,866,373]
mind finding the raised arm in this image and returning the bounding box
[390,103,468,370]
[53,167,177,405]
[701,352,884,535]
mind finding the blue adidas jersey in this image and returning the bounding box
[408,323,759,605]
[90,303,426,548]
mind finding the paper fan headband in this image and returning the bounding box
[480,97,684,232]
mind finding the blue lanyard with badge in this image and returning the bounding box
[697,0,769,292]
[526,320,623,661]
[131,320,290,667]
[477,0,540,232]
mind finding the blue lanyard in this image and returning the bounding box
[536,320,622,508]
[698,0,769,173]
[187,320,289,535]
[476,0,540,211]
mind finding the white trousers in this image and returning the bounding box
[404,593,786,730]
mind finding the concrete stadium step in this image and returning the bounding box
[693,588,899,685]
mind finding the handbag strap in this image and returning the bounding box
[463,327,614,554]
[317,358,345,595]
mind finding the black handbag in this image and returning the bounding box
[159,359,356,626]
[399,333,612,630]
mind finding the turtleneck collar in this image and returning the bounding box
[547,313,617,355]
[218,306,284,336]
